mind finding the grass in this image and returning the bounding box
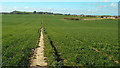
[42,15,119,66]
[0,14,2,67]
[2,14,42,66]
[2,14,119,67]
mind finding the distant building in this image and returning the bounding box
[101,16,118,19]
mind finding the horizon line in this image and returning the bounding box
[1,10,118,16]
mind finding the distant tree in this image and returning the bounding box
[37,12,43,14]
[68,13,71,15]
[101,16,104,18]
[33,11,37,14]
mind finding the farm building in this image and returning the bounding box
[101,16,118,19]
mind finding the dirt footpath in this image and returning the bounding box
[30,28,47,67]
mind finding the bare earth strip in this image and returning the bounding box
[30,28,47,67]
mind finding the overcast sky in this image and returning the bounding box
[0,0,119,15]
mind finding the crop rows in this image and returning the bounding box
[43,15,119,66]
[2,14,119,67]
[2,14,42,66]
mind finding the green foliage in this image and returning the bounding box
[2,14,42,66]
[43,15,119,66]
[44,31,56,66]
[2,14,119,67]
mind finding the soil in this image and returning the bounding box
[30,28,47,67]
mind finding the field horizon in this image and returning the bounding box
[1,0,120,68]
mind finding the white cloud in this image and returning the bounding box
[102,0,109,2]
[24,6,29,8]
[0,5,2,8]
[0,5,2,11]
[13,6,17,10]
[96,3,117,8]
[110,3,117,7]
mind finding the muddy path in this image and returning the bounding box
[30,28,47,67]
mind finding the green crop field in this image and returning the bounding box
[2,14,119,67]
[42,15,119,66]
[2,14,42,66]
